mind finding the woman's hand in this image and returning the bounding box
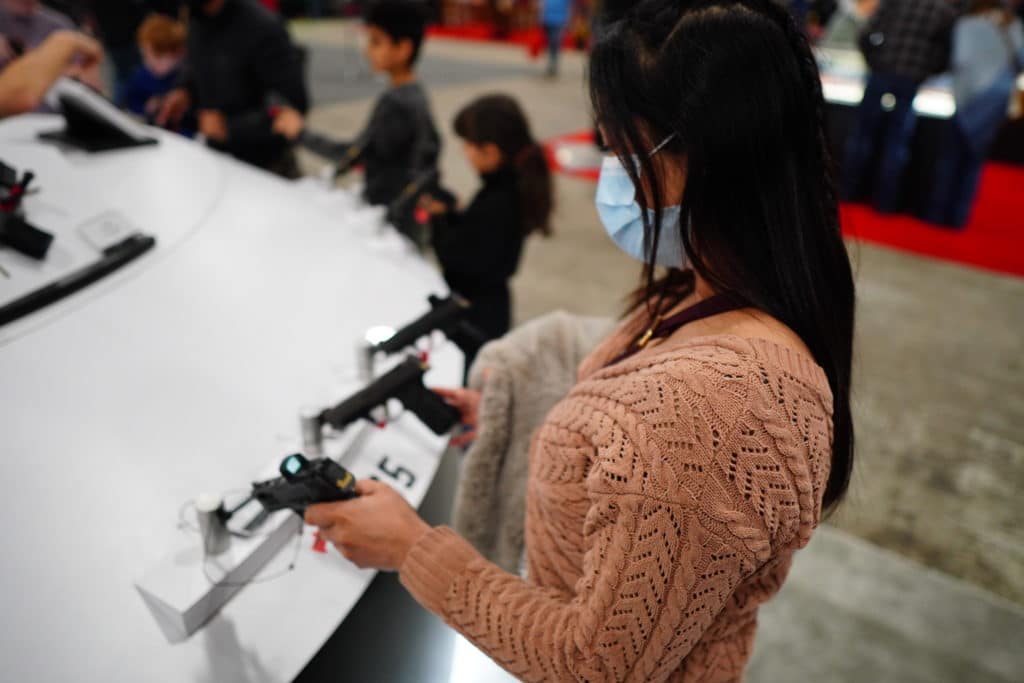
[304,479,431,571]
[434,386,482,447]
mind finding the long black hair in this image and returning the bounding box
[590,0,856,511]
[454,94,554,236]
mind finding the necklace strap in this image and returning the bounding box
[609,291,747,367]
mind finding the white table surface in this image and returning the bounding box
[0,115,465,682]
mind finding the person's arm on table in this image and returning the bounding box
[0,31,102,118]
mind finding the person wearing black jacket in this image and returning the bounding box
[156,0,307,176]
[419,95,553,376]
[430,166,524,349]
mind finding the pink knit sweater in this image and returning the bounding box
[400,323,834,682]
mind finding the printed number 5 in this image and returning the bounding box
[377,456,415,489]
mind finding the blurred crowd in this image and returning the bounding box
[0,0,1022,227]
[0,0,552,371]
[821,0,1024,227]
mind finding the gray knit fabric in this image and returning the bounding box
[452,311,615,573]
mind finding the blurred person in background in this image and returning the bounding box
[490,0,514,39]
[418,94,553,376]
[805,0,838,39]
[73,2,181,103]
[540,0,571,76]
[82,0,146,103]
[840,0,956,212]
[156,0,307,177]
[820,0,879,47]
[121,13,187,121]
[273,0,441,243]
[0,0,73,51]
[0,0,103,94]
[924,0,1023,227]
[0,28,101,116]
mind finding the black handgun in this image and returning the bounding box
[0,169,53,260]
[320,355,459,435]
[0,213,53,260]
[0,160,17,189]
[384,167,440,227]
[374,294,486,358]
[252,453,358,515]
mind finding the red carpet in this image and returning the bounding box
[544,131,1024,278]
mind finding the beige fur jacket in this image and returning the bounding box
[451,311,614,573]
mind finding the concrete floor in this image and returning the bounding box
[290,21,1024,681]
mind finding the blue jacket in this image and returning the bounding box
[952,15,1024,108]
[120,66,180,118]
[957,70,1018,157]
[952,14,1024,155]
[541,0,571,27]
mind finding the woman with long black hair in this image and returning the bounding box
[304,1,857,680]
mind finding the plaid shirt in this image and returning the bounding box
[860,0,958,82]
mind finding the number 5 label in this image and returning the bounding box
[374,455,416,489]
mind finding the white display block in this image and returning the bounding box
[135,510,299,644]
[134,420,371,644]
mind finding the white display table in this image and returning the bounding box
[0,115,464,682]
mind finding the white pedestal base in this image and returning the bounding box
[135,509,300,643]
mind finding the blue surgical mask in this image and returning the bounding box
[595,137,686,269]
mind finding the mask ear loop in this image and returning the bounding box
[630,132,679,179]
[648,132,677,157]
[605,132,678,173]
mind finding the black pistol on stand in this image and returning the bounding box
[252,453,358,515]
[374,293,486,359]
[0,164,54,260]
[321,355,460,436]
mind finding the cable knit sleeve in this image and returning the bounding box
[399,350,810,682]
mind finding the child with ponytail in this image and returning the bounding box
[420,94,553,370]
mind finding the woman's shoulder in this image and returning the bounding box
[551,334,834,551]
[579,334,831,405]
[560,335,834,471]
